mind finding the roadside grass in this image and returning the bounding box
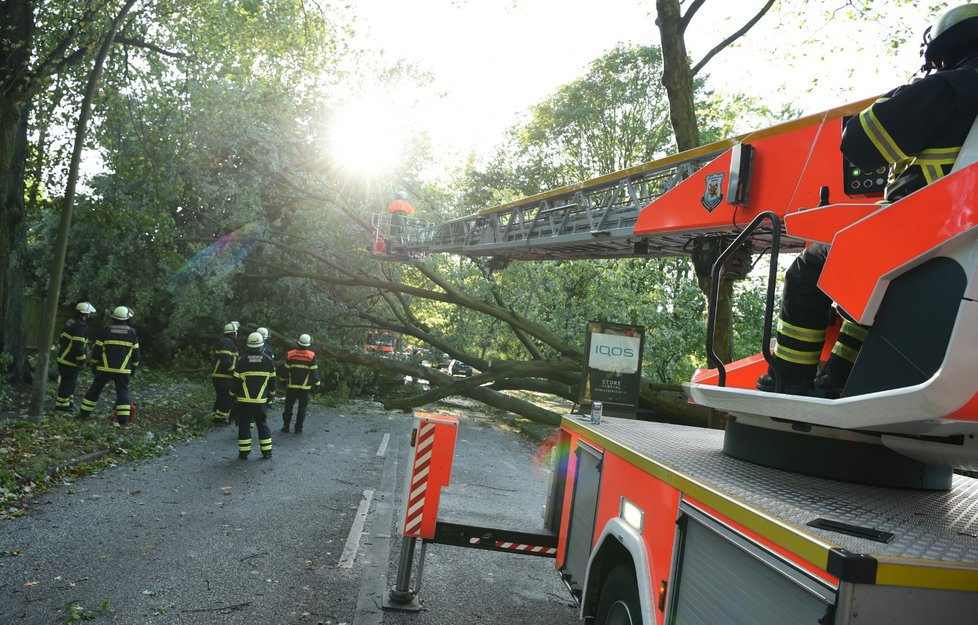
[0,370,213,521]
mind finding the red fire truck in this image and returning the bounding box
[380,98,978,623]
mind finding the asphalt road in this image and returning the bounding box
[0,399,579,624]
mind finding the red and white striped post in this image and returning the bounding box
[387,411,459,610]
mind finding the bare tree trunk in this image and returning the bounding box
[2,100,29,381]
[0,0,33,377]
[656,0,699,152]
[29,0,138,422]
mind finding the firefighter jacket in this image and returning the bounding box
[212,335,238,379]
[92,321,140,375]
[233,348,277,404]
[283,348,321,390]
[841,55,978,202]
[56,316,89,367]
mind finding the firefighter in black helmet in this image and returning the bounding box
[758,4,978,397]
[211,323,238,425]
[55,302,95,412]
[280,333,321,434]
[233,332,277,460]
[79,306,140,425]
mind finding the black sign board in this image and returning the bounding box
[578,321,645,418]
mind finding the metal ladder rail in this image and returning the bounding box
[406,150,725,257]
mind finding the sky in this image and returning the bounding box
[341,0,942,171]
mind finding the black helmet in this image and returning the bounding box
[923,4,978,69]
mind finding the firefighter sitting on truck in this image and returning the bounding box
[757,3,978,398]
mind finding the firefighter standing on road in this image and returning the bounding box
[281,334,320,434]
[757,4,978,397]
[234,332,277,460]
[211,323,238,425]
[55,302,96,412]
[256,326,275,363]
[78,306,140,425]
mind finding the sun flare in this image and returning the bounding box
[327,92,410,178]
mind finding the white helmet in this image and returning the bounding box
[111,306,130,321]
[76,302,96,315]
[223,323,236,334]
[298,333,312,347]
[256,327,269,340]
[247,332,265,348]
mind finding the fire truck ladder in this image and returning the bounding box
[399,147,729,263]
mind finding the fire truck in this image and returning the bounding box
[378,97,978,623]
[364,329,398,353]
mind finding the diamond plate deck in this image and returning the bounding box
[563,416,978,567]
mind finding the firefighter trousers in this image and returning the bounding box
[282,389,310,431]
[770,242,868,387]
[80,371,131,424]
[56,364,81,411]
[211,378,234,423]
[237,403,272,458]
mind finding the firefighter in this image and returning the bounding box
[281,333,321,434]
[387,193,415,244]
[211,323,238,425]
[256,326,275,363]
[757,4,978,397]
[55,302,96,412]
[233,331,277,460]
[78,306,139,425]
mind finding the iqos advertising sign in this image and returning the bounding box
[590,334,640,373]
[580,322,645,418]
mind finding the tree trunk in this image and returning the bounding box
[1,99,29,381]
[656,0,699,152]
[0,0,33,378]
[29,0,139,421]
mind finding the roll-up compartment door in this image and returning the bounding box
[562,441,602,593]
[666,503,836,625]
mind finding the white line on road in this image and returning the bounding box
[376,433,390,458]
[338,489,374,568]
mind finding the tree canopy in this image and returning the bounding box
[0,1,939,425]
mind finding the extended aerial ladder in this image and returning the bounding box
[382,96,881,264]
[374,93,978,484]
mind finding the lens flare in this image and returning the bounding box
[176,222,262,284]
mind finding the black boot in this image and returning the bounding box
[755,362,816,396]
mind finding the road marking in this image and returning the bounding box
[376,433,390,458]
[352,429,401,625]
[338,489,374,568]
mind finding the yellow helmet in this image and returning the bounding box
[76,302,96,315]
[298,334,312,347]
[111,306,130,321]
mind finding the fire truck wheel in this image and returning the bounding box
[595,563,641,625]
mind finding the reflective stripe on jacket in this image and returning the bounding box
[212,335,238,378]
[283,348,320,390]
[841,55,978,202]
[92,322,140,374]
[233,349,277,404]
[56,317,89,367]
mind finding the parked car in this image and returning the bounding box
[448,359,473,377]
